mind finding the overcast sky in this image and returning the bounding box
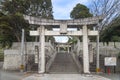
[51,0,92,42]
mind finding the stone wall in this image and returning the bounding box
[3,42,39,70]
[3,50,21,70]
[3,42,120,71]
[3,42,55,71]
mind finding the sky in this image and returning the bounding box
[51,0,91,43]
[52,0,91,19]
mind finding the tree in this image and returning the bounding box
[68,37,78,44]
[70,3,93,19]
[2,0,28,14]
[8,13,29,42]
[0,12,13,48]
[90,0,120,30]
[112,36,120,47]
[0,0,54,47]
[69,4,93,43]
[0,12,29,48]
[26,0,53,18]
[2,0,53,18]
[100,16,120,46]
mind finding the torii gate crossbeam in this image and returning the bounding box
[24,15,103,74]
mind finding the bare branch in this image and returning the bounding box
[90,0,120,30]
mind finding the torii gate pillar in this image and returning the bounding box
[38,26,45,73]
[82,25,90,73]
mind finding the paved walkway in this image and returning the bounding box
[0,70,25,80]
[0,57,120,80]
[22,74,111,80]
[0,62,25,80]
[100,73,120,80]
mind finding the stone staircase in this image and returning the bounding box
[90,62,96,72]
[48,52,80,73]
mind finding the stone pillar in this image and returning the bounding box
[38,26,45,73]
[96,35,100,72]
[77,39,80,56]
[58,46,60,52]
[68,46,69,53]
[89,44,93,63]
[35,46,39,63]
[49,40,51,51]
[82,25,90,73]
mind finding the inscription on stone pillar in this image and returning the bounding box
[35,46,39,63]
[89,44,93,63]
[38,27,42,72]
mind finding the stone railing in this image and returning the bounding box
[71,42,83,72]
[45,42,57,72]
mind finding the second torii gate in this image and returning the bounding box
[24,15,103,73]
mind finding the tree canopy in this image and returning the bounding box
[68,37,77,44]
[70,3,93,19]
[100,16,120,46]
[0,12,29,48]
[2,0,53,18]
[0,0,54,48]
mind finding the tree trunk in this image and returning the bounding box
[15,34,21,42]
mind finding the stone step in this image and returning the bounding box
[49,52,80,73]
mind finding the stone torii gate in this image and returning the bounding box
[56,43,71,53]
[24,15,103,73]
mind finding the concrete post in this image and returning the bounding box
[96,34,100,72]
[82,25,90,73]
[38,26,45,73]
[20,29,25,72]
